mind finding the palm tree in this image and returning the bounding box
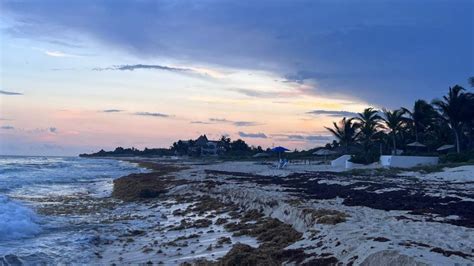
[354,107,382,154]
[325,117,358,153]
[465,94,474,150]
[402,100,436,143]
[381,108,407,154]
[354,108,382,140]
[220,135,231,151]
[432,85,473,153]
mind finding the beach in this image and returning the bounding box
[1,157,473,265]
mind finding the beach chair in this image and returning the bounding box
[277,159,288,169]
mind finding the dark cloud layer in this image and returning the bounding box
[0,125,15,130]
[3,1,473,106]
[238,132,267,139]
[102,109,123,113]
[0,90,23,95]
[307,110,358,117]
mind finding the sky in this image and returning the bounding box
[0,0,473,156]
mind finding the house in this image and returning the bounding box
[190,135,225,156]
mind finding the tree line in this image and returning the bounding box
[325,81,474,164]
[79,147,174,157]
[171,136,265,157]
[80,137,265,157]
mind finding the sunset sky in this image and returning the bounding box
[1,0,472,156]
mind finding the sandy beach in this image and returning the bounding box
[8,158,470,265]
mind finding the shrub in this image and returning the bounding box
[440,151,474,163]
[349,151,379,165]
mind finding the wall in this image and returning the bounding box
[345,160,365,169]
[331,155,351,167]
[380,156,439,168]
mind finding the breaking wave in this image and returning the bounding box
[0,195,41,240]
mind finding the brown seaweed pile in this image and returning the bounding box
[112,163,188,201]
[206,169,474,228]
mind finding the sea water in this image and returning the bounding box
[0,156,146,264]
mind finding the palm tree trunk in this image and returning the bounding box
[415,126,419,142]
[392,132,397,155]
[454,129,460,154]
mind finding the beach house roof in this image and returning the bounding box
[195,135,209,146]
[437,144,455,151]
[407,141,427,147]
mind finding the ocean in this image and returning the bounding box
[0,156,146,264]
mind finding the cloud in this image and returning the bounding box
[0,90,23,95]
[102,109,123,113]
[92,64,219,79]
[134,112,170,118]
[272,133,332,142]
[284,71,332,84]
[238,132,267,138]
[307,110,358,117]
[207,118,261,127]
[1,125,15,130]
[190,121,212,124]
[47,39,84,49]
[232,89,281,98]
[209,118,231,123]
[233,121,261,127]
[18,127,59,136]
[44,50,78,57]
[3,1,472,107]
[31,47,82,57]
[286,134,305,140]
[306,135,332,141]
[93,64,224,79]
[93,64,192,73]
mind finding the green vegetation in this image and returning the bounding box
[79,147,174,157]
[326,82,474,164]
[325,117,358,154]
[440,151,474,164]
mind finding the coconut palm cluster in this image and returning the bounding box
[326,80,474,164]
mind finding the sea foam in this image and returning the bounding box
[0,195,41,240]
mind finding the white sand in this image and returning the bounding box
[98,199,258,264]
[173,160,474,265]
[184,160,344,178]
[402,165,474,182]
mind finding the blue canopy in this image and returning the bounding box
[271,146,290,153]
